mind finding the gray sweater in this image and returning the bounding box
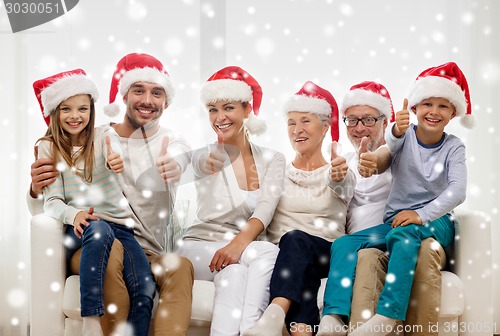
[384,124,467,224]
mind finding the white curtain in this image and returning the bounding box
[1,1,499,334]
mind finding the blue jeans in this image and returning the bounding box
[322,214,454,321]
[65,220,156,335]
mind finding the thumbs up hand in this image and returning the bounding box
[357,136,378,177]
[202,133,226,175]
[106,136,124,173]
[157,136,181,184]
[393,98,410,138]
[329,141,348,182]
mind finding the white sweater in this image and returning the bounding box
[266,163,356,244]
[183,142,286,242]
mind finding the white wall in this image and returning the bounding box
[0,0,498,333]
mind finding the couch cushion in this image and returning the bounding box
[63,275,82,320]
[62,275,214,328]
[191,280,215,327]
[439,271,464,317]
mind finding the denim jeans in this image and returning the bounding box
[65,220,156,335]
[322,214,454,321]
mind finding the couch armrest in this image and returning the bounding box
[452,209,493,336]
[30,214,66,336]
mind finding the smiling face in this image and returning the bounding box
[123,81,168,130]
[207,100,251,142]
[287,111,329,156]
[414,97,456,135]
[344,105,388,153]
[57,94,92,145]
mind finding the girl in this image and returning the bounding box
[34,69,155,336]
[177,66,286,336]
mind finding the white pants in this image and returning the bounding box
[177,240,279,336]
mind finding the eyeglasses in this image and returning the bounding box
[343,115,386,127]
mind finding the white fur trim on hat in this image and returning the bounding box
[200,79,252,105]
[340,89,393,120]
[41,75,98,117]
[244,112,267,135]
[119,67,175,105]
[283,94,331,116]
[408,76,467,117]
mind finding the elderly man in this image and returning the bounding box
[318,81,444,336]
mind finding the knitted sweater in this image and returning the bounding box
[266,162,355,244]
[39,125,136,227]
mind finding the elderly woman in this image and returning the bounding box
[177,66,286,336]
[243,81,356,336]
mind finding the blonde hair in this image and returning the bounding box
[37,95,96,183]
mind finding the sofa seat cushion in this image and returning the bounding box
[191,280,215,327]
[62,276,215,328]
[439,271,464,317]
[63,276,82,320]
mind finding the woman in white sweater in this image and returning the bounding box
[243,81,356,336]
[177,66,286,336]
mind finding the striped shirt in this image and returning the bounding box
[39,125,138,227]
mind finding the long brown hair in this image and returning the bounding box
[37,95,96,183]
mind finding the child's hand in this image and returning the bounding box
[202,133,225,175]
[73,206,99,238]
[392,210,422,228]
[106,136,124,173]
[393,98,410,138]
[157,136,181,183]
[357,137,377,177]
[330,141,348,182]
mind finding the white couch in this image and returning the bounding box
[30,209,493,336]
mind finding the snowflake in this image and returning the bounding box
[361,309,372,319]
[232,309,242,319]
[107,303,118,314]
[386,273,396,283]
[341,277,351,288]
[127,2,147,21]
[255,37,274,57]
[7,288,26,308]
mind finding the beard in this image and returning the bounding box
[125,108,161,131]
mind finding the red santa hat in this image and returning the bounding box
[200,66,266,135]
[33,68,99,126]
[104,52,175,117]
[340,81,395,122]
[283,81,340,142]
[408,62,474,128]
